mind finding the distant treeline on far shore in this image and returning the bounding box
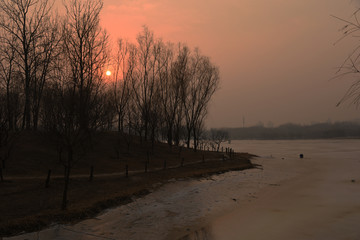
[220,121,360,140]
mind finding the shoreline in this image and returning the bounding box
[5,139,360,239]
[169,155,311,240]
[1,156,254,238]
[176,141,360,240]
[5,155,296,240]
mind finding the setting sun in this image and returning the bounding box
[106,70,111,76]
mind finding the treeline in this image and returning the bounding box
[223,121,360,140]
[0,0,219,209]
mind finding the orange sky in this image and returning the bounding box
[100,1,358,127]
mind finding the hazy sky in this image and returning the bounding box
[99,0,359,128]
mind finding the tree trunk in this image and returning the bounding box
[193,128,197,152]
[6,85,13,130]
[0,165,3,182]
[167,125,173,146]
[24,60,31,130]
[2,156,5,169]
[144,120,148,141]
[151,126,155,151]
[186,135,191,148]
[62,147,72,210]
[186,127,191,148]
[61,165,70,210]
[0,156,3,182]
[118,110,125,132]
[33,111,39,130]
[174,124,180,146]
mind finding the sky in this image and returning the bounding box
[99,0,360,128]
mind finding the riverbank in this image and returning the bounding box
[0,152,253,238]
[5,153,301,240]
[0,131,255,237]
[5,139,359,239]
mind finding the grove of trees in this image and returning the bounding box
[0,0,220,209]
[110,29,219,149]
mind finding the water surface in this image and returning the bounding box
[181,139,360,240]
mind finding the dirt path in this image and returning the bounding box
[3,159,221,181]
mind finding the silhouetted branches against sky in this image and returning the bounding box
[0,0,56,130]
[333,8,360,108]
[0,0,220,150]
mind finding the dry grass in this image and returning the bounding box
[0,131,255,237]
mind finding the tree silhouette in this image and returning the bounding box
[0,0,55,130]
[333,9,360,107]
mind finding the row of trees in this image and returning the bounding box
[110,28,219,149]
[0,0,219,208]
[0,0,219,146]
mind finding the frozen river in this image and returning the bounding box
[224,139,360,160]
[5,139,360,240]
[193,139,360,240]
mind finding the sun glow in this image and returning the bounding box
[106,70,111,76]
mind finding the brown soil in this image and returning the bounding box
[0,131,255,237]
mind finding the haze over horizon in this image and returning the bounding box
[98,0,360,128]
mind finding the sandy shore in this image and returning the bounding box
[5,140,360,240]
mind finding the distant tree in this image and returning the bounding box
[210,129,229,152]
[197,126,210,151]
[181,49,220,151]
[160,43,187,146]
[130,26,158,141]
[111,39,133,132]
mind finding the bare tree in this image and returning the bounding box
[107,28,220,150]
[0,0,54,129]
[62,0,108,131]
[42,79,92,210]
[0,92,16,179]
[210,128,229,152]
[43,0,109,210]
[158,43,189,146]
[112,39,133,132]
[181,49,220,150]
[333,9,360,107]
[0,30,22,130]
[130,26,158,141]
[147,39,169,147]
[0,30,20,174]
[30,17,61,129]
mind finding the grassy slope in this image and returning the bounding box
[0,131,255,237]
